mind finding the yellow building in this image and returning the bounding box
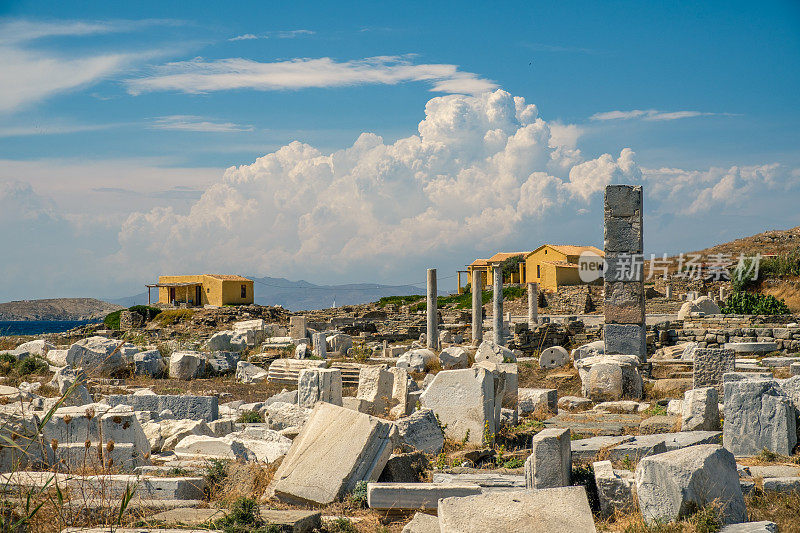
[522,245,604,291]
[146,275,254,307]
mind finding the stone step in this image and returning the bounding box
[366,482,482,511]
[147,507,322,532]
[63,498,205,513]
[65,474,206,500]
[266,359,327,385]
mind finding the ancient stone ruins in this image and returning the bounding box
[1,184,798,531]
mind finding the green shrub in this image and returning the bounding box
[15,356,48,376]
[501,457,524,469]
[325,517,358,533]
[103,305,161,330]
[213,497,266,532]
[500,254,525,280]
[377,295,424,307]
[104,310,122,330]
[236,410,264,424]
[502,285,526,299]
[0,353,15,376]
[347,480,368,508]
[129,305,160,319]
[730,249,800,292]
[203,458,229,498]
[721,292,790,315]
[760,248,800,278]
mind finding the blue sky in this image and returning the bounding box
[1,1,799,301]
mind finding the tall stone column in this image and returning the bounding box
[603,185,646,361]
[527,282,538,328]
[665,285,672,299]
[312,332,327,359]
[427,268,437,350]
[492,265,504,345]
[472,268,484,345]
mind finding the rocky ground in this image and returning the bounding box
[1,296,800,532]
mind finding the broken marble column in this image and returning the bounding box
[492,265,504,346]
[527,282,538,328]
[427,268,437,350]
[604,185,646,361]
[312,332,327,359]
[525,428,571,489]
[298,368,343,408]
[472,267,483,346]
[356,365,394,415]
[665,285,672,299]
[389,366,411,417]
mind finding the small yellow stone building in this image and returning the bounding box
[522,245,604,291]
[147,275,254,307]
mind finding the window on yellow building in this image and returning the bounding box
[241,284,247,298]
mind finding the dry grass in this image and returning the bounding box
[152,308,195,325]
[213,460,276,505]
[737,449,800,467]
[517,360,582,397]
[761,279,800,313]
[124,374,290,403]
[745,490,800,532]
[0,337,27,351]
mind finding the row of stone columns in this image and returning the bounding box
[425,267,539,349]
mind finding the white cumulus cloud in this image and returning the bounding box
[641,163,795,215]
[109,89,639,283]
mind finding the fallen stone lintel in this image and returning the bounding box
[366,482,482,511]
[432,472,526,492]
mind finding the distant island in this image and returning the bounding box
[0,298,123,321]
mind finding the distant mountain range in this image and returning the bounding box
[109,276,431,312]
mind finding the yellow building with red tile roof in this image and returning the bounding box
[148,274,254,306]
[523,245,604,291]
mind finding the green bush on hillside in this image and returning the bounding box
[377,295,425,308]
[721,292,791,315]
[104,305,162,330]
[0,354,49,377]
